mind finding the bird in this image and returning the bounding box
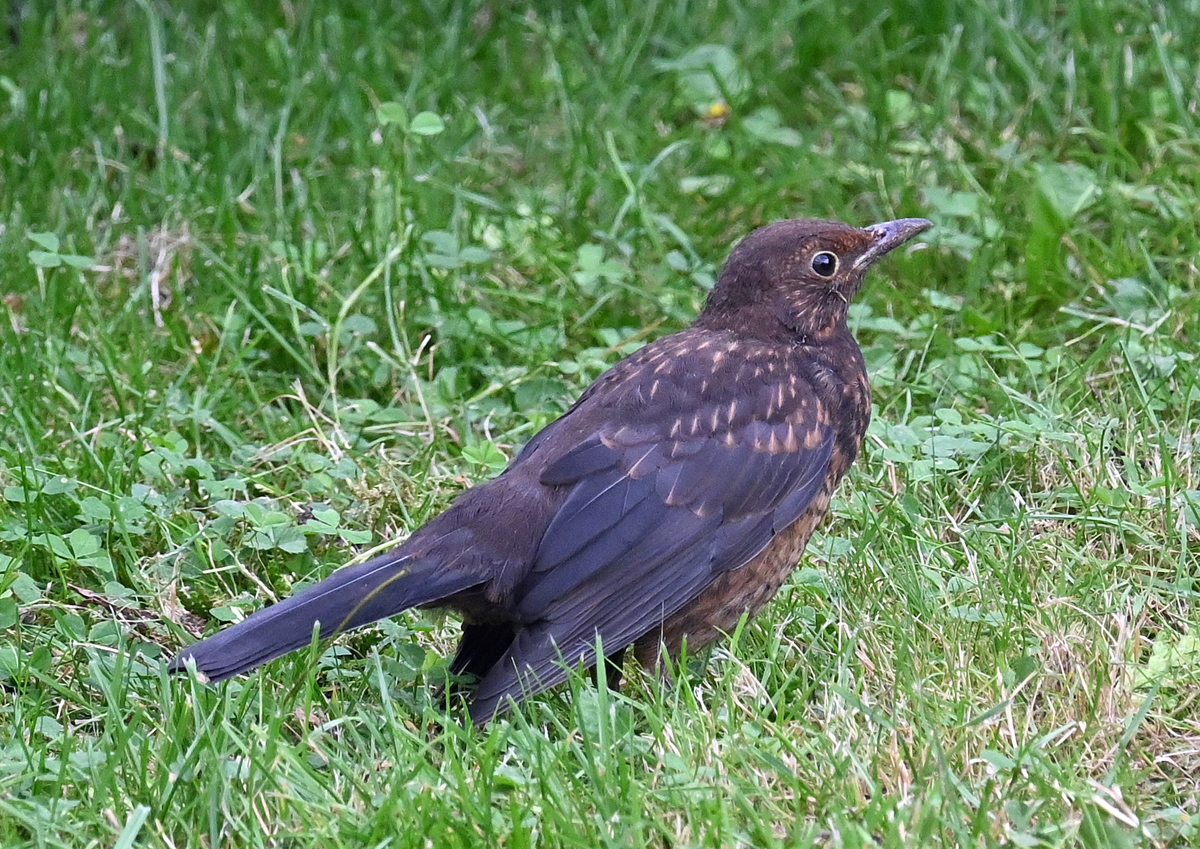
[171,215,932,723]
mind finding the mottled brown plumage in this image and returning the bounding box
[171,216,931,722]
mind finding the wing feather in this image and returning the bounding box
[469,371,838,718]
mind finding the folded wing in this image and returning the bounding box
[470,381,835,720]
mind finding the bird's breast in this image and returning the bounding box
[633,485,836,667]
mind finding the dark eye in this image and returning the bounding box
[811,251,838,277]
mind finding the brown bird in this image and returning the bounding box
[172,216,931,722]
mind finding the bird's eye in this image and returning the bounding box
[811,251,838,278]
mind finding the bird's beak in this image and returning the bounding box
[854,218,933,270]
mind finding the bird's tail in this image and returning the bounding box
[170,552,480,682]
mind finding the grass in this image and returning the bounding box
[1,0,1198,846]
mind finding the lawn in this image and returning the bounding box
[1,1,1198,847]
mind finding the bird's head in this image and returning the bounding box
[698,217,932,342]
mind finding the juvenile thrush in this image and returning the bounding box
[172,216,932,722]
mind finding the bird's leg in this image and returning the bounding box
[592,646,627,691]
[438,619,517,708]
[449,619,518,677]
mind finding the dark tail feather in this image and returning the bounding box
[170,553,480,682]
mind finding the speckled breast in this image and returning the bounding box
[633,486,835,667]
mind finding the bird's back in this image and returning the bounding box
[455,322,871,716]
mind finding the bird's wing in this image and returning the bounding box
[470,370,836,719]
